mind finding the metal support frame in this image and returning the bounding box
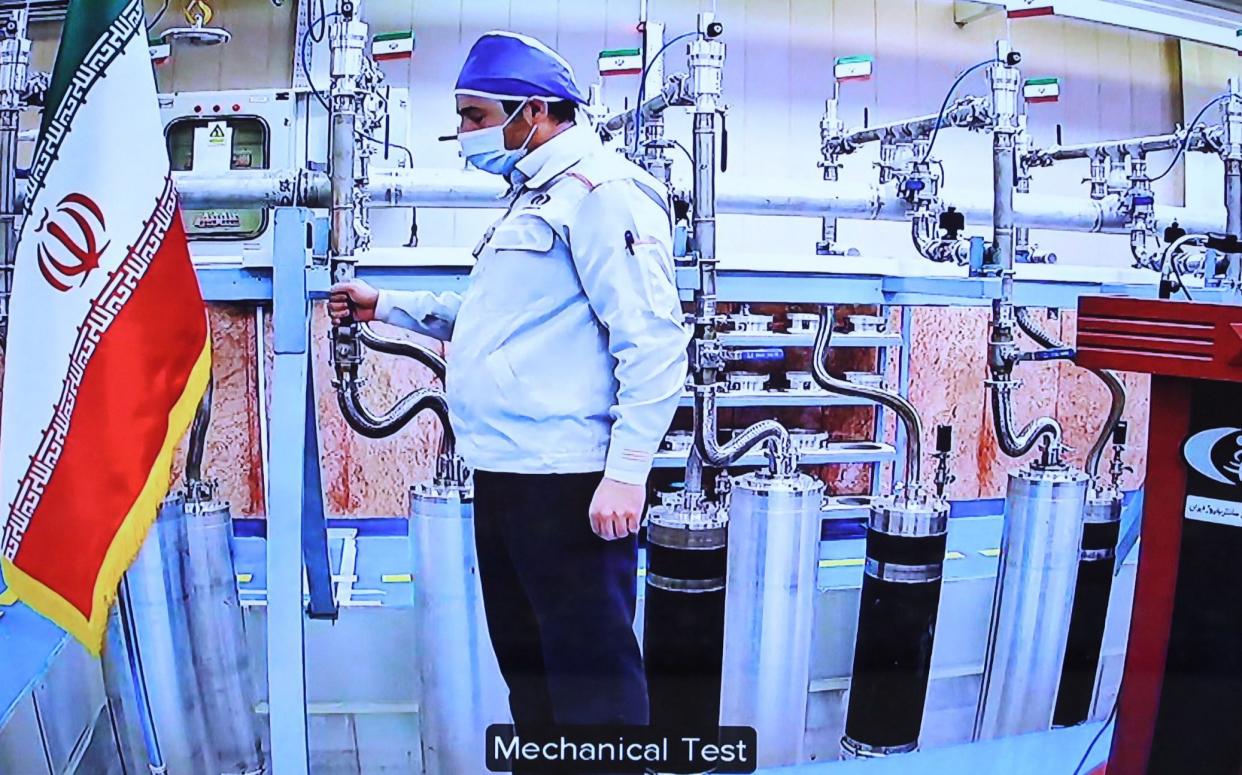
[267,208,336,775]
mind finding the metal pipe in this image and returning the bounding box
[990,380,1062,459]
[686,33,795,479]
[1031,130,1184,163]
[987,44,1064,463]
[1222,79,1242,284]
[692,390,793,474]
[599,73,691,139]
[834,96,991,151]
[163,169,1226,235]
[811,305,922,485]
[357,323,447,380]
[1013,307,1124,480]
[0,11,28,344]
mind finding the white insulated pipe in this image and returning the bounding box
[161,168,1225,237]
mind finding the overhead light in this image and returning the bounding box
[161,0,230,47]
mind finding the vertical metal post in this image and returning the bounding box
[0,10,28,344]
[267,208,313,775]
[327,8,367,379]
[894,306,914,490]
[1221,78,1242,285]
[870,306,888,497]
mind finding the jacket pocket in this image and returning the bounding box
[487,214,555,253]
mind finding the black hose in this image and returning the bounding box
[185,371,214,485]
[357,323,446,381]
[336,375,454,454]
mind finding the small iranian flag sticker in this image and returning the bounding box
[599,48,642,76]
[835,55,873,82]
[373,31,414,61]
[1024,77,1060,103]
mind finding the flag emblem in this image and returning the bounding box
[35,193,111,292]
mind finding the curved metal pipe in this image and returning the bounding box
[692,391,795,476]
[1012,307,1125,479]
[186,372,214,485]
[336,374,455,454]
[357,323,447,381]
[810,306,922,485]
[990,381,1061,459]
[1085,369,1125,481]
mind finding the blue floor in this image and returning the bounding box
[768,721,1111,773]
[0,578,69,728]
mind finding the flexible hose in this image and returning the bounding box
[990,380,1061,458]
[358,323,447,381]
[337,374,454,453]
[810,306,923,485]
[692,390,795,476]
[185,372,214,485]
[1013,307,1125,478]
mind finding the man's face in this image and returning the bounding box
[456,95,540,151]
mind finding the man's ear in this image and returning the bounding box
[526,98,547,124]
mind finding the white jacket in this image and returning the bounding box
[374,123,690,484]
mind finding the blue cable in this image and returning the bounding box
[1070,699,1118,775]
[919,58,997,163]
[632,31,700,157]
[1150,93,1229,182]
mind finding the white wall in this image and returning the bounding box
[346,0,1196,271]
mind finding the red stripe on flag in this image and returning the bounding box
[10,211,207,632]
[1008,7,1055,18]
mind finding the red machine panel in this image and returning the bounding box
[1076,296,1242,775]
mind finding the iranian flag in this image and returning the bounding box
[0,0,210,653]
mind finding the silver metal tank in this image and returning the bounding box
[183,497,265,774]
[103,493,263,775]
[409,479,509,775]
[720,471,825,768]
[974,463,1088,741]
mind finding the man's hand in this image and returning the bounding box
[328,280,380,325]
[589,477,646,540]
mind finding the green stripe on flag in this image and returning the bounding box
[836,54,873,64]
[600,48,641,58]
[373,30,413,42]
[42,0,137,135]
[1026,77,1058,86]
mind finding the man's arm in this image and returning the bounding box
[374,289,462,341]
[570,179,691,487]
[329,280,461,342]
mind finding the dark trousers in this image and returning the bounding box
[473,470,649,733]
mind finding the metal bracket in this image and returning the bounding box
[954,0,1002,27]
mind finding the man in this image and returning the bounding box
[329,31,689,733]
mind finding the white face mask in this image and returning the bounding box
[457,99,538,176]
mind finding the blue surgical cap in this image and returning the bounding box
[455,31,587,105]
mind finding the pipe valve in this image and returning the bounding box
[933,424,956,498]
